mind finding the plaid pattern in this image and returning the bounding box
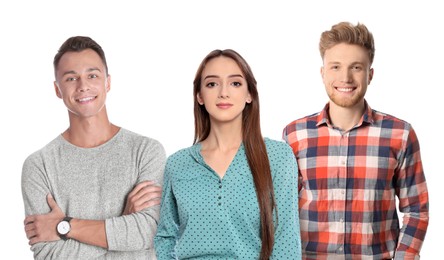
[282,101,429,259]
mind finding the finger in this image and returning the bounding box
[140,186,162,198]
[46,194,58,210]
[129,188,162,209]
[130,187,162,207]
[139,191,163,206]
[24,223,35,232]
[29,236,38,246]
[24,215,35,225]
[138,185,162,195]
[128,181,155,199]
[132,197,161,212]
[142,197,162,208]
[26,229,36,239]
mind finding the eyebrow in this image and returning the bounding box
[203,74,244,80]
[61,67,102,77]
[326,61,365,65]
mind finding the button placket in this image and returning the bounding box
[217,179,222,206]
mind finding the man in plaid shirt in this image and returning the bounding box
[282,22,429,259]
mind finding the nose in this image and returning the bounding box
[218,83,229,99]
[340,69,353,83]
[77,78,90,92]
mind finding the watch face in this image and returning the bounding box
[57,221,70,235]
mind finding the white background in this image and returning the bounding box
[1,0,439,258]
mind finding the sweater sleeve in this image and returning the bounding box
[105,138,166,251]
[269,142,302,259]
[22,153,107,259]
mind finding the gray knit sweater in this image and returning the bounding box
[21,128,166,259]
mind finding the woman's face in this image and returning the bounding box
[197,56,252,125]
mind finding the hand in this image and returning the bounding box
[123,181,162,215]
[24,194,65,245]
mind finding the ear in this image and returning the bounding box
[246,93,252,103]
[54,81,62,99]
[197,93,204,105]
[320,66,325,78]
[106,74,111,92]
[368,68,374,85]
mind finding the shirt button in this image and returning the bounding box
[218,196,221,199]
[338,246,343,251]
[219,185,222,188]
[340,218,344,223]
[218,203,221,206]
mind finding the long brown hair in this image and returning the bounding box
[193,49,276,259]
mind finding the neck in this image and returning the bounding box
[201,120,243,152]
[328,101,365,131]
[63,109,119,148]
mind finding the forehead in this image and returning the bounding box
[57,49,105,73]
[203,56,243,77]
[324,43,370,64]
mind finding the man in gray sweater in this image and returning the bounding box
[22,36,166,259]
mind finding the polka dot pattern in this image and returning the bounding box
[155,138,302,259]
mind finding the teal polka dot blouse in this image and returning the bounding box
[154,138,301,259]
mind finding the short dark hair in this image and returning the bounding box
[53,36,108,76]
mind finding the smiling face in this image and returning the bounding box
[321,43,373,110]
[54,49,110,119]
[197,56,252,125]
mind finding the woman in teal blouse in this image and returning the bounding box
[154,49,301,259]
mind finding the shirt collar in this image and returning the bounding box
[316,99,375,128]
[188,142,249,175]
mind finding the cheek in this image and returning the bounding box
[322,73,332,85]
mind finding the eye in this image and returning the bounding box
[331,65,339,70]
[66,77,77,82]
[231,81,242,87]
[205,82,217,88]
[353,65,362,71]
[88,74,98,79]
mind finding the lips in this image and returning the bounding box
[76,96,96,103]
[335,87,355,92]
[216,103,233,109]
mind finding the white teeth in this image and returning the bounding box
[78,97,94,102]
[337,87,353,92]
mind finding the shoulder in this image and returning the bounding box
[164,145,200,180]
[264,138,298,179]
[371,110,414,131]
[166,145,195,165]
[22,135,63,179]
[264,138,291,151]
[23,136,62,164]
[283,111,321,132]
[264,138,295,160]
[119,128,166,154]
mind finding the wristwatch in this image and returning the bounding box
[56,217,73,240]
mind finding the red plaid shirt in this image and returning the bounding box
[282,101,429,259]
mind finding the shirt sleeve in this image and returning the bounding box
[270,144,302,259]
[105,139,166,251]
[21,154,107,259]
[394,126,429,259]
[282,125,303,193]
[154,159,179,259]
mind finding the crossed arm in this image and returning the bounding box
[24,181,162,248]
